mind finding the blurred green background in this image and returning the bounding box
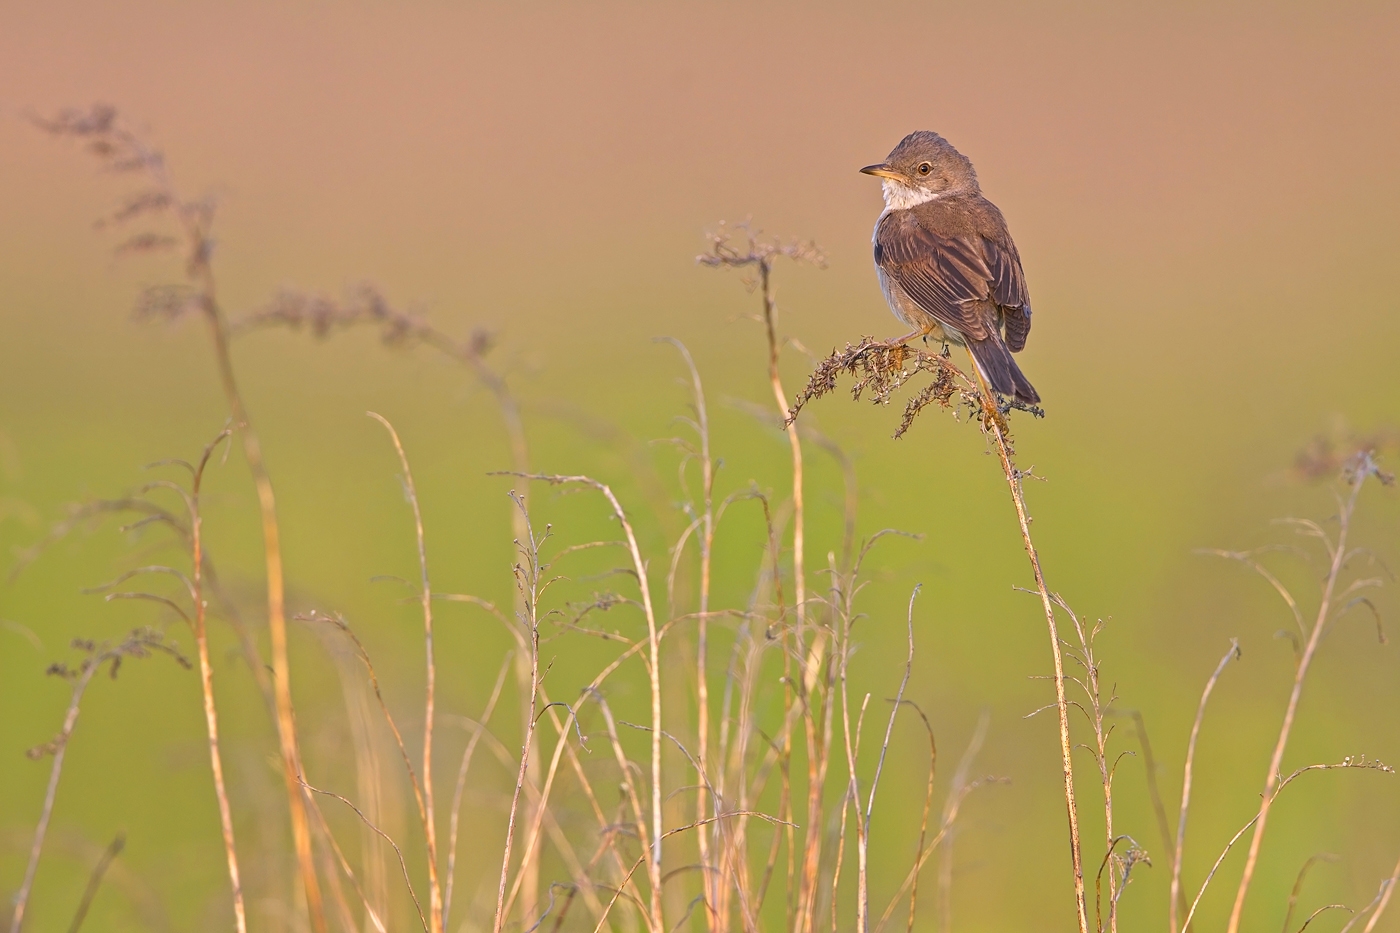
[2,1,1399,931]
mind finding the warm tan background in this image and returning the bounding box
[2,2,1399,931]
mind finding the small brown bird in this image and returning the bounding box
[861,131,1039,404]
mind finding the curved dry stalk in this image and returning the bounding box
[83,565,197,604]
[1184,756,1393,930]
[189,430,247,933]
[502,471,665,927]
[234,279,546,924]
[305,611,437,861]
[1226,460,1373,933]
[658,337,719,931]
[302,781,428,933]
[1295,904,1352,932]
[856,586,919,929]
[940,709,990,933]
[185,159,321,933]
[754,254,805,928]
[593,810,798,933]
[591,692,658,932]
[1046,591,1120,930]
[1116,709,1191,928]
[1281,854,1341,933]
[757,258,806,636]
[1359,853,1400,932]
[1181,814,1259,931]
[66,832,125,933]
[495,492,548,933]
[36,106,324,930]
[703,237,822,930]
[11,630,189,933]
[1196,549,1307,637]
[697,224,823,637]
[444,654,512,927]
[899,701,936,933]
[367,412,442,931]
[873,770,1004,933]
[306,797,388,933]
[502,697,595,919]
[443,711,608,926]
[980,391,1087,933]
[1170,640,1241,933]
[787,337,1077,929]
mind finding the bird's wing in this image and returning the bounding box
[875,213,1034,349]
[982,234,1032,351]
[875,213,999,340]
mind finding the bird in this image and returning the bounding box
[861,130,1040,405]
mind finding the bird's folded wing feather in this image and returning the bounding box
[982,233,1032,351]
[875,213,1031,348]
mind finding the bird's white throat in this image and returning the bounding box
[881,179,940,210]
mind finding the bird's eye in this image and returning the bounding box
[917,162,933,176]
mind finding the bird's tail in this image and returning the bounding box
[967,335,1039,405]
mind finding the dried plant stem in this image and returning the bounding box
[445,655,512,927]
[167,148,324,931]
[1226,469,1367,933]
[858,587,919,929]
[368,413,443,931]
[980,390,1087,933]
[308,805,360,933]
[450,707,609,926]
[875,756,998,932]
[191,432,247,933]
[940,709,990,933]
[34,109,351,931]
[11,630,187,933]
[238,280,545,925]
[1123,709,1191,928]
[900,702,935,933]
[757,261,806,634]
[66,832,125,933]
[661,338,719,931]
[1170,641,1240,933]
[303,782,429,933]
[9,656,101,933]
[1048,593,1118,931]
[1360,853,1400,933]
[849,691,873,933]
[485,368,543,930]
[1185,757,1394,930]
[306,795,388,933]
[508,472,666,926]
[837,558,872,933]
[495,494,546,933]
[760,260,803,933]
[66,120,337,923]
[308,610,440,881]
[1282,854,1340,933]
[481,356,543,927]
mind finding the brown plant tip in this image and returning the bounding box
[27,628,190,760]
[787,337,1044,439]
[230,284,503,365]
[1293,424,1400,484]
[695,221,826,272]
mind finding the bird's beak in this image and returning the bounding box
[859,163,901,181]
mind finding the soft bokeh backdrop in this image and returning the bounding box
[2,2,1399,931]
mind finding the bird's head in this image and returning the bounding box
[861,131,979,209]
